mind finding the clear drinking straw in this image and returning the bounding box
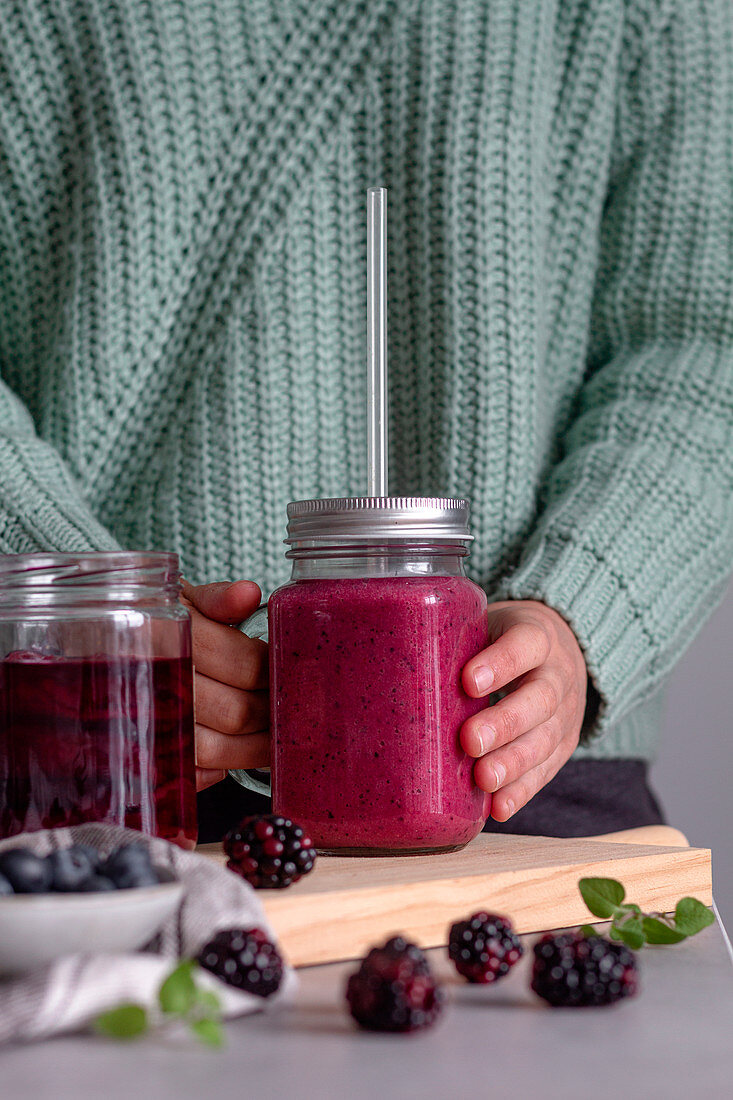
[367,186,388,498]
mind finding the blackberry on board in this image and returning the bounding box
[346,936,444,1033]
[224,814,316,889]
[448,911,523,983]
[197,928,284,997]
[531,931,639,1007]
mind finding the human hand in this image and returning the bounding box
[460,601,587,821]
[180,579,269,792]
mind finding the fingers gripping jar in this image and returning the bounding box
[268,497,491,854]
[0,553,197,849]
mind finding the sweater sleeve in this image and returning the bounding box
[499,0,733,739]
[0,377,120,554]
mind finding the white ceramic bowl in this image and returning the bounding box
[0,870,184,976]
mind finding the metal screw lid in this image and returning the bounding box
[285,497,473,543]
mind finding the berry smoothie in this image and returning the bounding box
[269,575,491,853]
[0,653,197,848]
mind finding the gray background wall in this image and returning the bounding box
[651,584,732,930]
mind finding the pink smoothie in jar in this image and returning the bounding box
[270,573,490,853]
[243,496,491,854]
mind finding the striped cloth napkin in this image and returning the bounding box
[0,823,296,1045]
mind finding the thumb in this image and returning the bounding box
[180,578,262,625]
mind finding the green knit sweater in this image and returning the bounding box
[0,0,731,761]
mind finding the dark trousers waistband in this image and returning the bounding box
[196,759,665,844]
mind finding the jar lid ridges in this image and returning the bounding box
[285,497,473,544]
[287,496,468,514]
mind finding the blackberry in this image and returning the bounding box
[448,911,523,983]
[346,936,444,1033]
[531,931,639,1007]
[224,814,316,889]
[197,928,284,997]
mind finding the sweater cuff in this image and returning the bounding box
[494,527,655,742]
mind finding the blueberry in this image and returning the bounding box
[107,843,153,867]
[103,845,159,889]
[78,874,117,892]
[46,847,96,892]
[0,849,53,893]
[0,871,14,895]
[114,868,160,889]
[71,844,102,872]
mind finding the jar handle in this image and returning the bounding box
[228,603,272,797]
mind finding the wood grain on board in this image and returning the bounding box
[198,826,711,967]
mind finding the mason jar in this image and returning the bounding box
[234,497,491,854]
[0,552,197,849]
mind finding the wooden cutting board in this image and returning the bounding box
[198,826,712,967]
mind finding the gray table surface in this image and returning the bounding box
[2,914,732,1100]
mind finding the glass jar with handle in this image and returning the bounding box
[232,496,490,855]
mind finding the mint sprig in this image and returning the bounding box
[94,1003,148,1040]
[578,877,714,948]
[159,959,198,1016]
[93,959,224,1047]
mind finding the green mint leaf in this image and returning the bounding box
[580,925,597,937]
[613,905,643,927]
[642,916,687,945]
[611,918,645,950]
[608,925,624,941]
[94,1004,148,1040]
[190,1017,225,1048]
[673,897,715,937]
[159,959,198,1016]
[578,877,626,919]
[195,989,223,1014]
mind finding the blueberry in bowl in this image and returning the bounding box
[0,848,53,894]
[103,844,162,889]
[47,846,100,892]
[0,842,183,976]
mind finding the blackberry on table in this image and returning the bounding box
[448,911,523,983]
[197,928,284,997]
[346,936,444,1033]
[531,931,639,1007]
[224,815,316,889]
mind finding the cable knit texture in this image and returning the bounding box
[0,1,731,758]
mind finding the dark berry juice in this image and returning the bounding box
[0,653,197,848]
[270,575,490,853]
